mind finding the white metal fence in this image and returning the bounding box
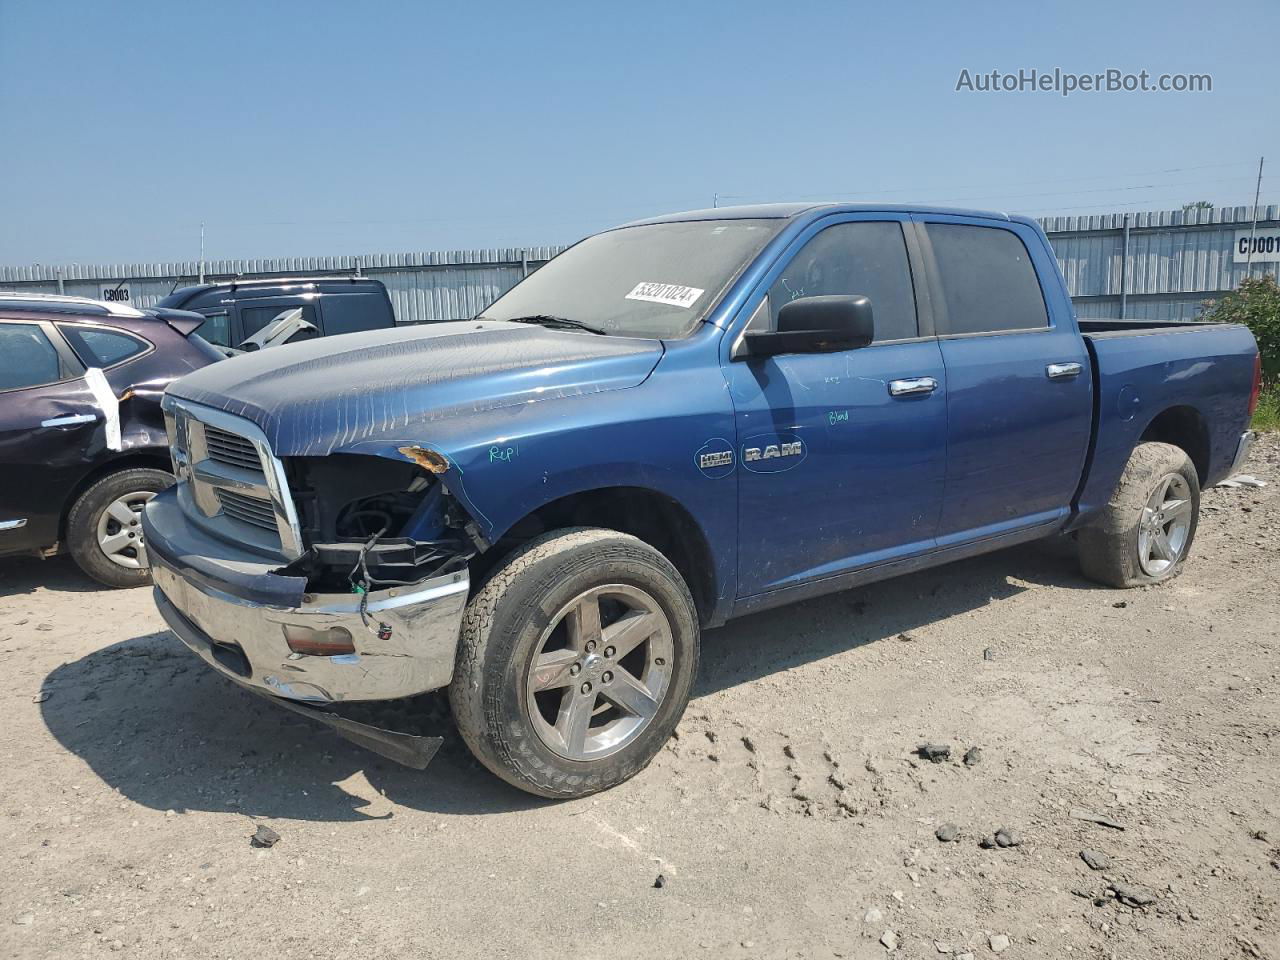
[3,206,1278,322]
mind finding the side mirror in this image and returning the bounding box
[742,295,874,358]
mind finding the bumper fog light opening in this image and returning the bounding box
[282,624,356,657]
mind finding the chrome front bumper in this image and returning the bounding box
[152,566,468,703]
[144,487,469,705]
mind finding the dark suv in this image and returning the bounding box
[0,294,221,587]
[156,276,396,350]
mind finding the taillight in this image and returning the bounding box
[1248,352,1261,418]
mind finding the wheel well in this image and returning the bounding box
[478,487,718,625]
[58,452,173,540]
[1140,406,1209,483]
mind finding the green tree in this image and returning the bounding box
[1200,273,1280,382]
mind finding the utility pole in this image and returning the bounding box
[1119,214,1130,319]
[1246,156,1265,272]
[198,221,206,284]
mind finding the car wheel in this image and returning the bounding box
[449,527,699,798]
[1078,441,1200,588]
[66,467,173,588]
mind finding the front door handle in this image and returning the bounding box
[888,377,938,397]
[40,414,98,427]
[1046,362,1083,379]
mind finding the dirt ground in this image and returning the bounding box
[2,438,1278,960]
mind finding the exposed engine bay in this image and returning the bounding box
[273,454,483,596]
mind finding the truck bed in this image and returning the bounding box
[1072,319,1256,525]
[1078,318,1232,336]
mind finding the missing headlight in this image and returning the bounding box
[275,453,477,593]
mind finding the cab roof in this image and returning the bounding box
[621,202,1017,227]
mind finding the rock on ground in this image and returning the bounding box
[1080,848,1111,871]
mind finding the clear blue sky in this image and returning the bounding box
[2,0,1276,265]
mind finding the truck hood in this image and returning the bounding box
[166,321,664,457]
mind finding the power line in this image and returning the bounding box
[928,175,1260,206]
[720,160,1261,206]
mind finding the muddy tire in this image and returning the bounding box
[66,468,172,589]
[449,527,699,798]
[1078,442,1200,588]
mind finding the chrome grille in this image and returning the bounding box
[215,489,279,531]
[204,425,262,471]
[163,396,304,559]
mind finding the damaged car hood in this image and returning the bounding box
[166,321,664,456]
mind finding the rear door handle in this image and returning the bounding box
[1046,362,1083,379]
[41,413,99,428]
[888,377,938,397]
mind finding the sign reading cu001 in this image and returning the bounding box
[1234,228,1280,263]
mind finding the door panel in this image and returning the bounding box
[723,215,947,599]
[918,217,1093,541]
[935,330,1091,541]
[0,321,95,554]
[727,340,947,596]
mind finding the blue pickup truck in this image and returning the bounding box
[142,203,1261,797]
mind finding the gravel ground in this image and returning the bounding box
[2,436,1278,960]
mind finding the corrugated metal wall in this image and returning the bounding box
[1041,204,1280,321]
[0,247,567,323]
[3,207,1277,323]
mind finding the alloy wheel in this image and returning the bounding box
[1136,473,1193,577]
[525,583,674,761]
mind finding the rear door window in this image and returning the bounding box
[195,312,231,346]
[320,290,394,335]
[58,325,149,367]
[240,303,318,339]
[925,223,1050,335]
[0,322,68,390]
[766,221,919,342]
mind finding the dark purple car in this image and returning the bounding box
[0,294,221,586]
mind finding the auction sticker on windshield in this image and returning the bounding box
[625,281,705,309]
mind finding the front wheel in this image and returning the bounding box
[449,528,699,798]
[1078,441,1200,588]
[66,467,173,588]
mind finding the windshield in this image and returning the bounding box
[480,219,781,338]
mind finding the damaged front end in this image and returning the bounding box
[275,447,483,597]
[144,396,481,767]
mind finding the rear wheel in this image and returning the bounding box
[66,468,172,588]
[1078,442,1200,588]
[450,528,699,798]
